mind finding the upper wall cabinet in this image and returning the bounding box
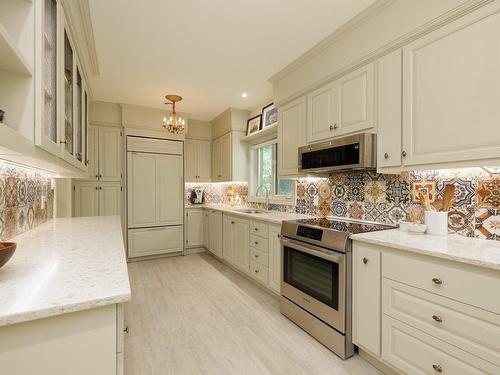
[185,139,211,182]
[401,2,500,167]
[307,63,374,143]
[278,96,306,177]
[84,125,122,182]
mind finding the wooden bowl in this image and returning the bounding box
[0,242,16,269]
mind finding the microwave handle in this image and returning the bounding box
[280,237,342,264]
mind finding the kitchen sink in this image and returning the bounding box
[233,208,268,214]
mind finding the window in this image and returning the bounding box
[250,139,295,203]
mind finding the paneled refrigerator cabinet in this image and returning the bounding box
[126,136,184,259]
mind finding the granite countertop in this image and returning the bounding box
[352,229,500,271]
[0,216,131,328]
[185,204,313,224]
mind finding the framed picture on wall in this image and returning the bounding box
[246,114,262,136]
[261,103,278,128]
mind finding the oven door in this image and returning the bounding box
[281,237,346,333]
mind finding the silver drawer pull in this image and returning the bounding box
[254,254,259,258]
[432,315,442,323]
[254,228,258,231]
[362,257,368,265]
[254,241,259,245]
[432,364,442,373]
[432,278,443,285]
[254,269,259,273]
[124,326,129,334]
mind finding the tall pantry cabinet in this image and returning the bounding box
[126,136,184,259]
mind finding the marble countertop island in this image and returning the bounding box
[0,216,131,327]
[185,204,313,224]
[352,229,500,271]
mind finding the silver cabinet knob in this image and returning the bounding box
[255,254,259,258]
[254,228,258,231]
[384,152,389,159]
[254,269,259,274]
[432,364,442,373]
[432,277,443,285]
[402,150,407,157]
[254,241,259,245]
[124,326,129,334]
[277,234,281,238]
[231,221,235,224]
[334,124,338,129]
[362,257,368,265]
[432,315,442,323]
[329,125,334,131]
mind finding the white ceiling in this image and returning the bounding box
[88,0,376,121]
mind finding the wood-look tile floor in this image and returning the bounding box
[125,253,381,375]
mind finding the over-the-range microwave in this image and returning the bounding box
[298,133,376,173]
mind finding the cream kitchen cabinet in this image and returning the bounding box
[212,132,247,182]
[208,210,223,257]
[278,96,306,177]
[223,214,250,272]
[306,63,374,143]
[268,224,282,293]
[352,240,500,374]
[401,2,500,168]
[84,125,122,181]
[352,242,381,357]
[185,208,204,248]
[74,181,121,217]
[185,139,211,182]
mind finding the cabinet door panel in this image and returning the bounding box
[184,139,197,182]
[99,183,121,217]
[157,154,183,225]
[197,140,212,182]
[307,81,338,143]
[377,50,402,169]
[209,211,223,257]
[337,63,374,135]
[74,182,99,217]
[268,225,281,293]
[212,138,221,181]
[128,226,183,258]
[186,209,204,248]
[402,3,500,166]
[219,133,231,181]
[279,97,306,176]
[353,242,381,357]
[223,216,236,264]
[87,126,99,180]
[234,218,249,272]
[99,127,122,181]
[127,152,156,227]
[203,210,210,249]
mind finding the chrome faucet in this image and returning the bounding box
[256,184,270,211]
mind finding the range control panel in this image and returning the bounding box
[296,225,323,241]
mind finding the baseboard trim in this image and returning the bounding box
[358,348,400,375]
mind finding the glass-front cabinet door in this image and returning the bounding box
[35,0,88,171]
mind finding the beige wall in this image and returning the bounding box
[186,119,211,140]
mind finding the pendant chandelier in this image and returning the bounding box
[162,94,185,134]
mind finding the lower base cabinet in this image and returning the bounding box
[128,226,183,258]
[268,224,282,293]
[223,214,250,272]
[208,210,223,257]
[352,240,500,375]
[0,304,123,375]
[74,181,122,217]
[185,208,204,248]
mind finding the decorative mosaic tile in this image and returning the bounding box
[365,202,391,223]
[477,178,500,209]
[412,181,437,203]
[410,170,438,182]
[448,208,475,237]
[437,178,477,208]
[364,181,386,203]
[386,179,410,205]
[346,179,365,202]
[0,179,4,210]
[332,201,348,217]
[347,202,364,220]
[475,208,499,240]
[387,204,408,223]
[5,177,17,207]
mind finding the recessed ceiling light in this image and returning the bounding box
[241,92,248,98]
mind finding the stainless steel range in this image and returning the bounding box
[280,217,396,359]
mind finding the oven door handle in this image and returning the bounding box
[280,238,342,263]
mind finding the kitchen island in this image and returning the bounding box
[0,216,130,375]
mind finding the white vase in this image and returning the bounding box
[424,211,449,236]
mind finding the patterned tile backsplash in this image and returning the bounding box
[186,167,500,241]
[0,162,55,241]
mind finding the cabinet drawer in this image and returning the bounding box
[127,136,183,155]
[250,221,268,238]
[382,251,500,314]
[250,234,268,252]
[251,259,269,285]
[382,315,499,375]
[128,226,183,258]
[250,247,268,267]
[383,278,500,366]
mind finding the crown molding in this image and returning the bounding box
[269,0,395,84]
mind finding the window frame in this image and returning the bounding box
[248,138,296,206]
